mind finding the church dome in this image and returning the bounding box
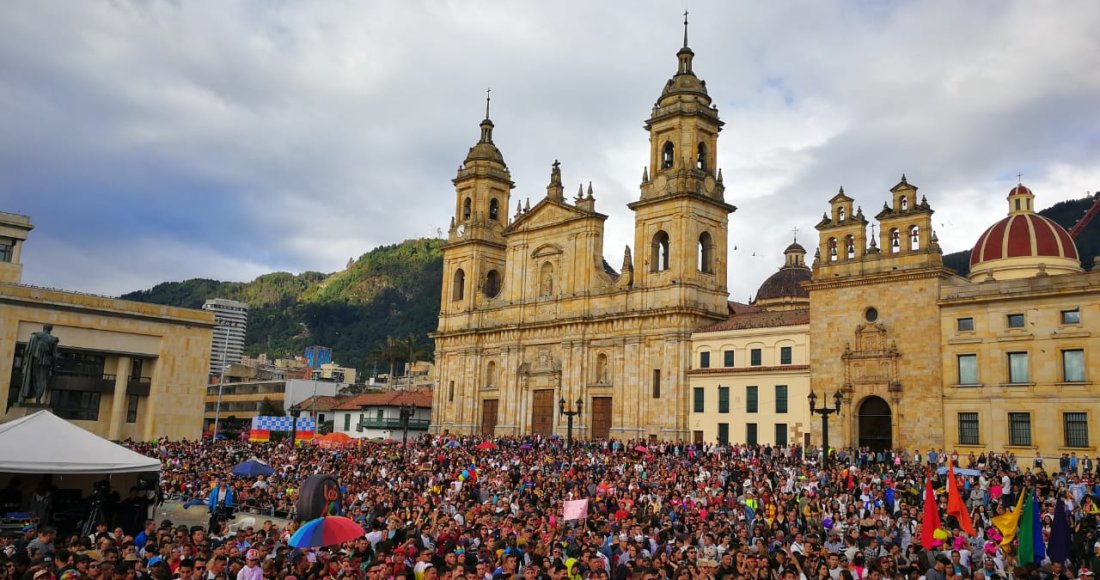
[968,184,1081,281]
[756,266,811,302]
[464,119,505,165]
[753,240,811,310]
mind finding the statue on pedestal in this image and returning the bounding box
[20,323,59,404]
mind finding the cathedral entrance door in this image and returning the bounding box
[531,389,554,435]
[481,399,498,437]
[858,396,892,451]
[590,397,612,439]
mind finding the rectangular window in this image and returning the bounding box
[1007,313,1025,328]
[1064,412,1089,448]
[375,409,383,421]
[1008,412,1032,446]
[693,387,705,413]
[717,423,729,445]
[746,423,758,446]
[343,414,351,431]
[652,369,661,398]
[780,346,793,365]
[750,349,762,366]
[51,391,101,422]
[723,350,734,367]
[126,395,139,423]
[1063,349,1085,382]
[699,351,710,369]
[448,381,455,402]
[0,239,12,263]
[957,354,979,385]
[775,385,788,413]
[958,412,980,445]
[957,317,974,332]
[718,386,730,413]
[1008,352,1029,384]
[774,423,788,446]
[1062,308,1081,325]
[746,386,758,413]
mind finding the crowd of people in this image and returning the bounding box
[4,436,1100,580]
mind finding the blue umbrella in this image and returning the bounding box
[232,458,275,477]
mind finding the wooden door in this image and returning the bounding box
[481,399,498,437]
[531,389,554,435]
[590,397,612,440]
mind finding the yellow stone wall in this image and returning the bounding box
[688,322,811,445]
[0,283,214,440]
[940,270,1100,458]
[807,269,949,450]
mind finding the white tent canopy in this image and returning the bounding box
[0,410,161,474]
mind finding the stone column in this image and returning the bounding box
[109,356,131,441]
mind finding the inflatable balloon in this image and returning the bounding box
[297,474,343,520]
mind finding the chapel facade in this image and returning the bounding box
[430,31,735,439]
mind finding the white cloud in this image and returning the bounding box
[2,0,1099,303]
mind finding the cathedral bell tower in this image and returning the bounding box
[440,96,514,318]
[627,15,734,316]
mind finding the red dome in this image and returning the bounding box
[969,213,1078,266]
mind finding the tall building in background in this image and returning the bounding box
[203,298,248,375]
[304,346,333,370]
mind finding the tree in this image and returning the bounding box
[396,333,431,376]
[258,397,284,417]
[369,336,404,380]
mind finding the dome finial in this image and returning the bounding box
[683,9,689,48]
[792,226,799,244]
[485,87,491,121]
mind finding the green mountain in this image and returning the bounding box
[120,238,444,378]
[942,194,1100,277]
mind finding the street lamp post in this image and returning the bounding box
[211,323,233,439]
[399,403,416,455]
[558,397,583,449]
[289,404,301,446]
[808,389,844,469]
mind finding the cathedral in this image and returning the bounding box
[429,29,735,439]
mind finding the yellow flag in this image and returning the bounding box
[991,490,1026,546]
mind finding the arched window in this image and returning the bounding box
[890,228,901,254]
[452,269,465,301]
[462,197,472,220]
[489,198,499,221]
[662,142,675,169]
[838,207,846,221]
[696,142,708,170]
[596,353,609,384]
[900,196,908,211]
[539,262,554,297]
[483,269,501,298]
[486,361,497,388]
[846,235,856,260]
[698,231,714,273]
[909,226,920,250]
[828,238,838,262]
[651,231,670,272]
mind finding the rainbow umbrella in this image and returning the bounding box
[288,516,364,548]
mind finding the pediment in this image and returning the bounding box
[507,199,590,233]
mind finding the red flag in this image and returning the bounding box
[947,463,976,536]
[920,467,942,550]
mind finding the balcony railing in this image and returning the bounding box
[356,418,430,432]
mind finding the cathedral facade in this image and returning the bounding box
[430,35,735,439]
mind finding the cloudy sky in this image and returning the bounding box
[3,0,1100,302]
